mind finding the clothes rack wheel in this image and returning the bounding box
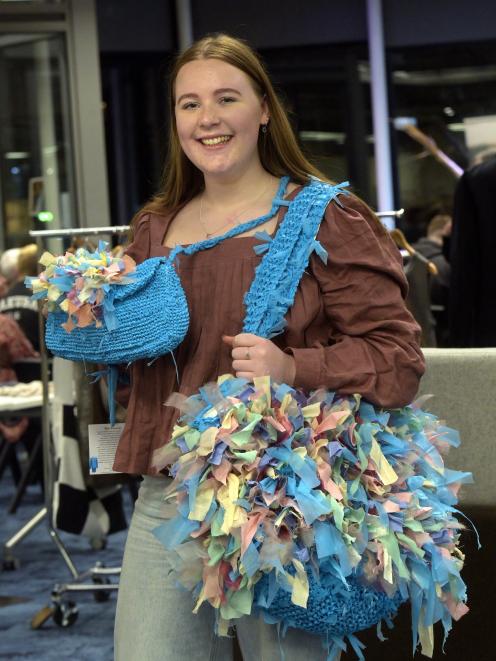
[92,576,112,602]
[2,557,20,571]
[52,600,79,627]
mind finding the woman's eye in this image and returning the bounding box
[181,102,198,110]
[219,97,236,104]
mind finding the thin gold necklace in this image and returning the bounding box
[198,181,274,239]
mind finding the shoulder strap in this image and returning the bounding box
[242,179,349,338]
[167,176,290,263]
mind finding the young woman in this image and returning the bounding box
[113,33,424,661]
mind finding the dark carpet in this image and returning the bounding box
[0,474,131,661]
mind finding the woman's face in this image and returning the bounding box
[174,59,269,181]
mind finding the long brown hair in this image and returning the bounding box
[130,33,333,233]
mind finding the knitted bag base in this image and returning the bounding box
[151,375,472,660]
[45,257,189,364]
[254,569,405,637]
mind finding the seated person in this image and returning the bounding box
[0,244,40,353]
[0,247,20,291]
[413,213,452,346]
[0,314,37,444]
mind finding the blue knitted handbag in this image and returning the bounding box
[45,257,189,364]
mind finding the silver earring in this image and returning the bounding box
[261,124,268,134]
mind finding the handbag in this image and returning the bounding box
[45,257,189,364]
[151,178,472,659]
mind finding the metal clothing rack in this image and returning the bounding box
[376,208,404,220]
[376,209,409,257]
[2,225,129,629]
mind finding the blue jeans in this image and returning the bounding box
[114,475,328,661]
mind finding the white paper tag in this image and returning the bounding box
[88,423,125,475]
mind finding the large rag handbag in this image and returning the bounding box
[150,178,472,660]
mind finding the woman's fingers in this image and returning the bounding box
[232,359,252,371]
[222,333,295,385]
[228,333,261,348]
[233,371,255,380]
[222,335,234,347]
[223,334,266,361]
[231,346,256,360]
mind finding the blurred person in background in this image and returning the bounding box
[0,275,7,298]
[0,246,42,478]
[0,244,40,353]
[0,247,20,293]
[414,212,452,346]
[449,153,496,346]
[0,313,37,444]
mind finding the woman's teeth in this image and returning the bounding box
[200,136,232,145]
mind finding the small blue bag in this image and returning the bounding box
[44,257,189,365]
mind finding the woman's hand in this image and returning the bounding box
[222,333,296,385]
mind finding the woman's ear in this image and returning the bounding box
[261,94,269,125]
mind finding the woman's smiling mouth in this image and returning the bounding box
[198,135,233,146]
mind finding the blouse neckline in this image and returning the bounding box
[159,179,303,250]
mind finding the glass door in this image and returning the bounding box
[0,32,75,249]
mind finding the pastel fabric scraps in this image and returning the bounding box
[25,241,136,332]
[152,375,472,659]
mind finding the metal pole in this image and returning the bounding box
[366,0,395,229]
[66,0,110,229]
[175,0,194,52]
[30,225,130,238]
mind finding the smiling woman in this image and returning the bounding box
[112,33,435,661]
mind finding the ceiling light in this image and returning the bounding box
[5,151,29,159]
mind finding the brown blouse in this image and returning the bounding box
[113,186,425,475]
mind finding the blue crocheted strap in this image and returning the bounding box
[272,197,291,207]
[243,179,350,338]
[87,364,119,427]
[252,230,273,255]
[311,239,328,264]
[168,176,290,263]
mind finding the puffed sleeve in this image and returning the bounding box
[124,213,151,265]
[286,195,425,407]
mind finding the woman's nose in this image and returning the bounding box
[198,103,220,127]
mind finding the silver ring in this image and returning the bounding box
[245,349,250,360]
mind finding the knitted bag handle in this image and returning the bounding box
[243,178,350,338]
[167,176,291,264]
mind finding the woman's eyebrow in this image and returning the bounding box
[176,87,242,104]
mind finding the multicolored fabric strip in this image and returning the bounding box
[152,375,473,659]
[25,241,136,332]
